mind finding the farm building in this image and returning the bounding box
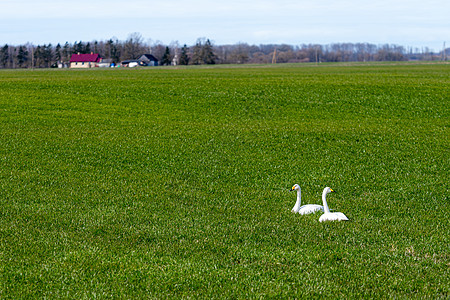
[137,54,159,66]
[121,54,159,67]
[121,60,139,68]
[70,53,101,68]
[97,58,114,68]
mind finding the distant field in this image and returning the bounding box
[0,63,448,298]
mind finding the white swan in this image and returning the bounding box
[318,187,349,222]
[290,184,324,215]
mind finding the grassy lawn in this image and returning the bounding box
[0,63,448,298]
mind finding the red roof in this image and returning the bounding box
[70,53,101,63]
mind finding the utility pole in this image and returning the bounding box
[272,48,277,64]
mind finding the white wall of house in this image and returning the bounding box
[70,61,95,68]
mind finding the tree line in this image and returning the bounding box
[0,32,446,69]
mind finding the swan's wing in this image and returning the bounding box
[298,205,324,215]
[319,213,338,222]
[319,212,347,222]
[334,212,349,221]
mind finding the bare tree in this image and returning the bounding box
[228,43,250,64]
[123,32,145,59]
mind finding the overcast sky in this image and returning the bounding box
[1,0,449,51]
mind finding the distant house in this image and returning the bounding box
[70,53,101,68]
[121,60,139,68]
[137,54,159,66]
[121,54,159,67]
[98,58,114,68]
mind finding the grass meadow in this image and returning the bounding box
[0,63,448,298]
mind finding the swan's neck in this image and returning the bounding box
[322,190,330,214]
[296,188,302,207]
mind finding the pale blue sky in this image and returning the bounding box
[1,0,449,51]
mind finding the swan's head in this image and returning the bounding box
[324,187,335,194]
[290,184,300,192]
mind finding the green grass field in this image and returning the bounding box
[0,63,448,298]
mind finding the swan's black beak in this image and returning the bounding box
[330,188,336,193]
[289,187,295,192]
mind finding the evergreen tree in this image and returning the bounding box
[191,39,216,65]
[34,45,42,67]
[55,43,62,62]
[179,44,189,65]
[107,39,120,63]
[161,46,172,65]
[43,44,53,67]
[191,41,203,65]
[17,46,28,68]
[1,44,9,68]
[203,39,216,64]
[85,42,91,54]
[73,41,84,54]
[63,42,70,62]
[106,39,114,59]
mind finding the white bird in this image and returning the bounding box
[290,184,324,215]
[318,187,349,222]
